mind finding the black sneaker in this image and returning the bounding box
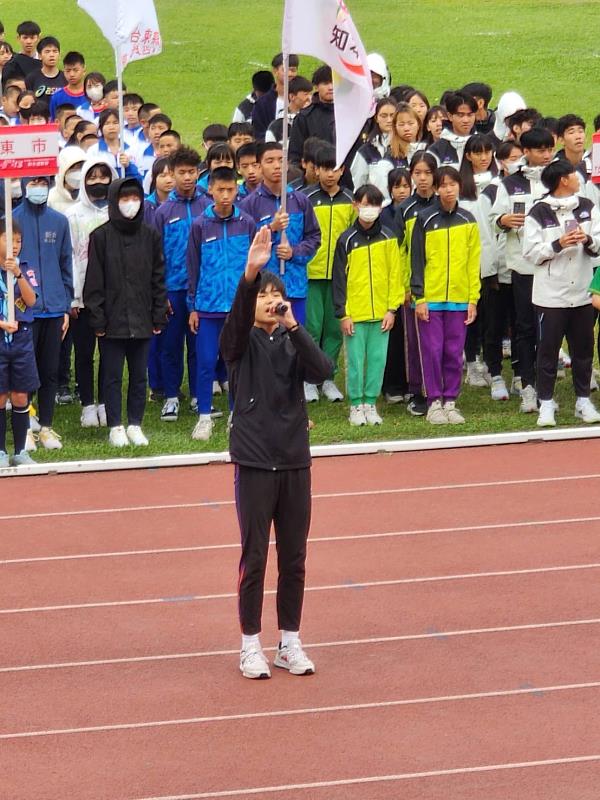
[150,390,165,402]
[56,386,73,405]
[407,394,427,416]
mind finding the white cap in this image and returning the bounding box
[493,91,526,141]
[367,53,390,100]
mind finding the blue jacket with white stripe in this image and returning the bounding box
[153,189,210,291]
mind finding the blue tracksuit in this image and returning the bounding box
[239,183,321,318]
[186,204,256,413]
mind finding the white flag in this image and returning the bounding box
[78,0,162,67]
[282,0,373,167]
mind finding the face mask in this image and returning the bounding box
[87,182,109,201]
[118,199,141,219]
[26,185,49,205]
[65,170,82,190]
[358,206,381,223]
[87,85,104,103]
[11,180,22,199]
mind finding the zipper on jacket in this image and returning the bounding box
[367,239,375,318]
[326,199,333,279]
[35,211,46,313]
[445,224,450,302]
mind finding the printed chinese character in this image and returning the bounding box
[330,25,349,51]
[0,140,15,155]
[130,27,141,43]
[32,138,47,154]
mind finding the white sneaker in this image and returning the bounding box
[465,361,491,388]
[97,404,107,427]
[25,429,37,452]
[363,403,383,425]
[190,397,198,413]
[192,415,213,440]
[212,380,222,396]
[274,640,315,675]
[29,413,41,433]
[385,392,405,404]
[559,347,571,368]
[80,404,99,428]
[321,379,343,402]
[220,381,229,393]
[591,373,599,392]
[38,427,62,450]
[126,425,149,446]
[537,400,556,427]
[490,376,509,401]
[160,397,179,422]
[575,398,600,424]
[510,376,523,396]
[426,399,448,425]
[519,384,538,413]
[444,401,465,424]
[109,425,129,447]
[502,338,511,359]
[349,405,366,426]
[240,645,271,679]
[304,382,319,402]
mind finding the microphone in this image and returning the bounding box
[274,302,289,316]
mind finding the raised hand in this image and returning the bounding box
[245,226,273,282]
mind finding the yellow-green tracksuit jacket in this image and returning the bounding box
[303,185,356,280]
[395,192,438,295]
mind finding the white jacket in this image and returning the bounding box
[522,193,600,308]
[66,155,118,308]
[47,146,86,215]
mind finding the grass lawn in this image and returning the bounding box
[2,0,600,462]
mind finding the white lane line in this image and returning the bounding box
[1,472,599,521]
[3,617,600,674]
[1,562,599,616]
[131,754,600,798]
[2,680,599,740]
[3,514,600,566]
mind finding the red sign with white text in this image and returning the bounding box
[0,124,60,178]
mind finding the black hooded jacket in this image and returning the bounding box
[289,96,336,166]
[83,178,168,338]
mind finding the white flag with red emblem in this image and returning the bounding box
[282,0,373,167]
[78,0,162,67]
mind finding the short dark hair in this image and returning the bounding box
[389,85,415,104]
[85,72,105,90]
[236,142,258,163]
[520,128,555,150]
[37,36,59,53]
[507,107,541,132]
[149,113,172,129]
[209,166,237,185]
[102,79,122,97]
[557,114,586,137]
[73,119,94,136]
[312,65,332,86]
[2,85,20,100]
[0,21,4,37]
[541,159,576,192]
[28,100,50,121]
[228,122,254,139]
[257,141,283,162]
[594,114,600,133]
[537,116,559,136]
[63,50,85,67]
[207,142,235,167]
[302,136,327,164]
[387,167,411,196]
[17,21,41,37]
[315,144,337,169]
[409,151,437,174]
[202,123,228,143]
[169,146,201,170]
[434,165,462,189]
[271,52,299,69]
[354,184,384,205]
[496,140,522,160]
[461,82,492,106]
[0,217,22,237]
[123,93,144,107]
[259,269,286,297]
[252,71,274,94]
[139,102,159,121]
[159,129,180,142]
[54,102,76,117]
[289,75,313,95]
[97,108,118,131]
[446,91,477,115]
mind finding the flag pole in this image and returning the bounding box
[4,181,14,323]
[116,42,126,179]
[279,51,290,276]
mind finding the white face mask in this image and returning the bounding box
[358,205,381,223]
[87,85,104,103]
[119,199,141,219]
[65,170,82,189]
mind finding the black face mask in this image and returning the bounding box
[86,182,109,200]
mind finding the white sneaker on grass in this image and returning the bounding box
[426,399,447,425]
[575,398,600,424]
[519,384,538,413]
[559,347,571,368]
[80,404,99,428]
[591,373,599,392]
[0,450,9,468]
[274,640,315,675]
[109,425,129,448]
[490,376,509,401]
[240,645,271,679]
[465,361,491,388]
[11,450,36,466]
[29,413,41,432]
[97,404,107,427]
[39,427,62,450]
[212,380,222,396]
[363,404,383,425]
[349,405,366,426]
[321,379,343,402]
[444,401,465,424]
[510,376,523,396]
[385,393,405,404]
[192,415,213,441]
[25,429,37,452]
[126,425,149,446]
[537,400,556,427]
[304,382,319,402]
[160,397,179,422]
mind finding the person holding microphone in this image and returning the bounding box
[220,226,333,680]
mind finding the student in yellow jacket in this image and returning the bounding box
[332,184,402,427]
[302,145,356,403]
[410,166,481,425]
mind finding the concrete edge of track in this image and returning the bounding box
[1,425,600,478]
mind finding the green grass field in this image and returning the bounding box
[3,0,600,462]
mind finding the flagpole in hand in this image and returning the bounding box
[3,181,14,324]
[279,51,290,277]
[116,42,126,179]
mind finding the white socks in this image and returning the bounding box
[241,631,300,650]
[281,630,300,648]
[241,633,261,650]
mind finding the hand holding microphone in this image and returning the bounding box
[269,301,298,331]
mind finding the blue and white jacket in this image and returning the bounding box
[239,183,321,299]
[13,199,73,317]
[186,204,256,314]
[153,189,210,292]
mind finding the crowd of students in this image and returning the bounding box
[1,18,600,467]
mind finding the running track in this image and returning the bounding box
[2,439,600,799]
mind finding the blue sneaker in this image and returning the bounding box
[0,450,9,468]
[10,450,37,466]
